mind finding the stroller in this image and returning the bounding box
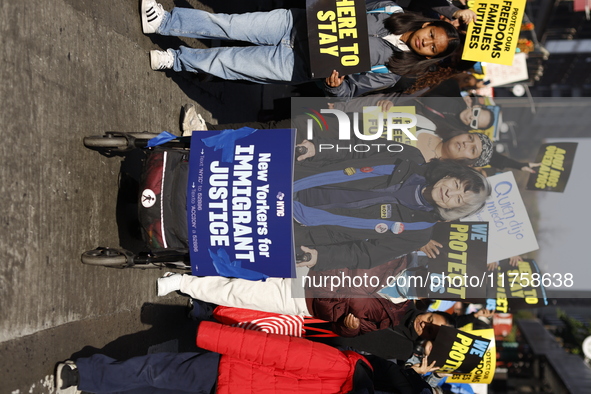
[81,131,193,271]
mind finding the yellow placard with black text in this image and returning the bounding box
[447,328,496,384]
[462,0,527,66]
[429,326,492,375]
[526,142,577,192]
[362,106,417,146]
[306,0,371,78]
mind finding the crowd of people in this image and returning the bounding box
[56,1,538,393]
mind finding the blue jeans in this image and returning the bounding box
[157,8,304,84]
[77,352,220,394]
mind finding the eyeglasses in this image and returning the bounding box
[470,107,481,129]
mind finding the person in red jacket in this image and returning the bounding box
[55,321,375,394]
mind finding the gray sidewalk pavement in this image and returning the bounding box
[0,0,300,392]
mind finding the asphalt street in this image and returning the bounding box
[0,1,297,392]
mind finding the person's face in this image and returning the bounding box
[430,176,475,210]
[441,133,482,162]
[459,106,492,129]
[407,23,450,58]
[414,313,448,338]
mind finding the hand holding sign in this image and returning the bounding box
[376,100,394,112]
[419,239,443,259]
[325,70,345,87]
[453,9,478,25]
[521,162,541,174]
[526,143,577,192]
[411,357,439,375]
[508,255,523,266]
[474,308,494,319]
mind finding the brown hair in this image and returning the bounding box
[403,67,460,94]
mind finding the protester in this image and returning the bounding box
[322,7,463,98]
[56,320,449,394]
[325,308,456,361]
[55,321,372,393]
[408,97,494,132]
[303,152,490,271]
[412,117,493,166]
[158,257,411,337]
[180,105,493,168]
[141,0,465,97]
[379,97,541,172]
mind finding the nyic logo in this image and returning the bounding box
[304,107,417,153]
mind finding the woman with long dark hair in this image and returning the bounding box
[324,10,462,97]
[384,14,461,75]
[141,0,464,98]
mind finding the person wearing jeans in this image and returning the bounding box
[140,0,465,97]
[142,0,310,83]
[55,321,377,394]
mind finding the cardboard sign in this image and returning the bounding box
[526,142,578,192]
[484,258,549,313]
[429,326,491,374]
[484,52,529,87]
[462,0,527,65]
[426,259,549,313]
[306,0,371,78]
[187,128,296,278]
[462,172,539,263]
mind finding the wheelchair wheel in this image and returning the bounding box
[83,135,129,150]
[128,132,161,140]
[81,247,129,268]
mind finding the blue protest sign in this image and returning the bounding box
[187,128,296,278]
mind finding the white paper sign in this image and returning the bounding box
[462,172,539,263]
[484,53,529,87]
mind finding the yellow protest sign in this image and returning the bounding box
[362,106,417,146]
[526,142,578,192]
[447,328,496,384]
[463,0,527,65]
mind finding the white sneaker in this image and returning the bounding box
[182,104,208,136]
[150,49,174,70]
[157,272,183,296]
[56,361,80,393]
[141,0,165,34]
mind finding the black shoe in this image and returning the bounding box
[56,360,79,390]
[187,298,215,321]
